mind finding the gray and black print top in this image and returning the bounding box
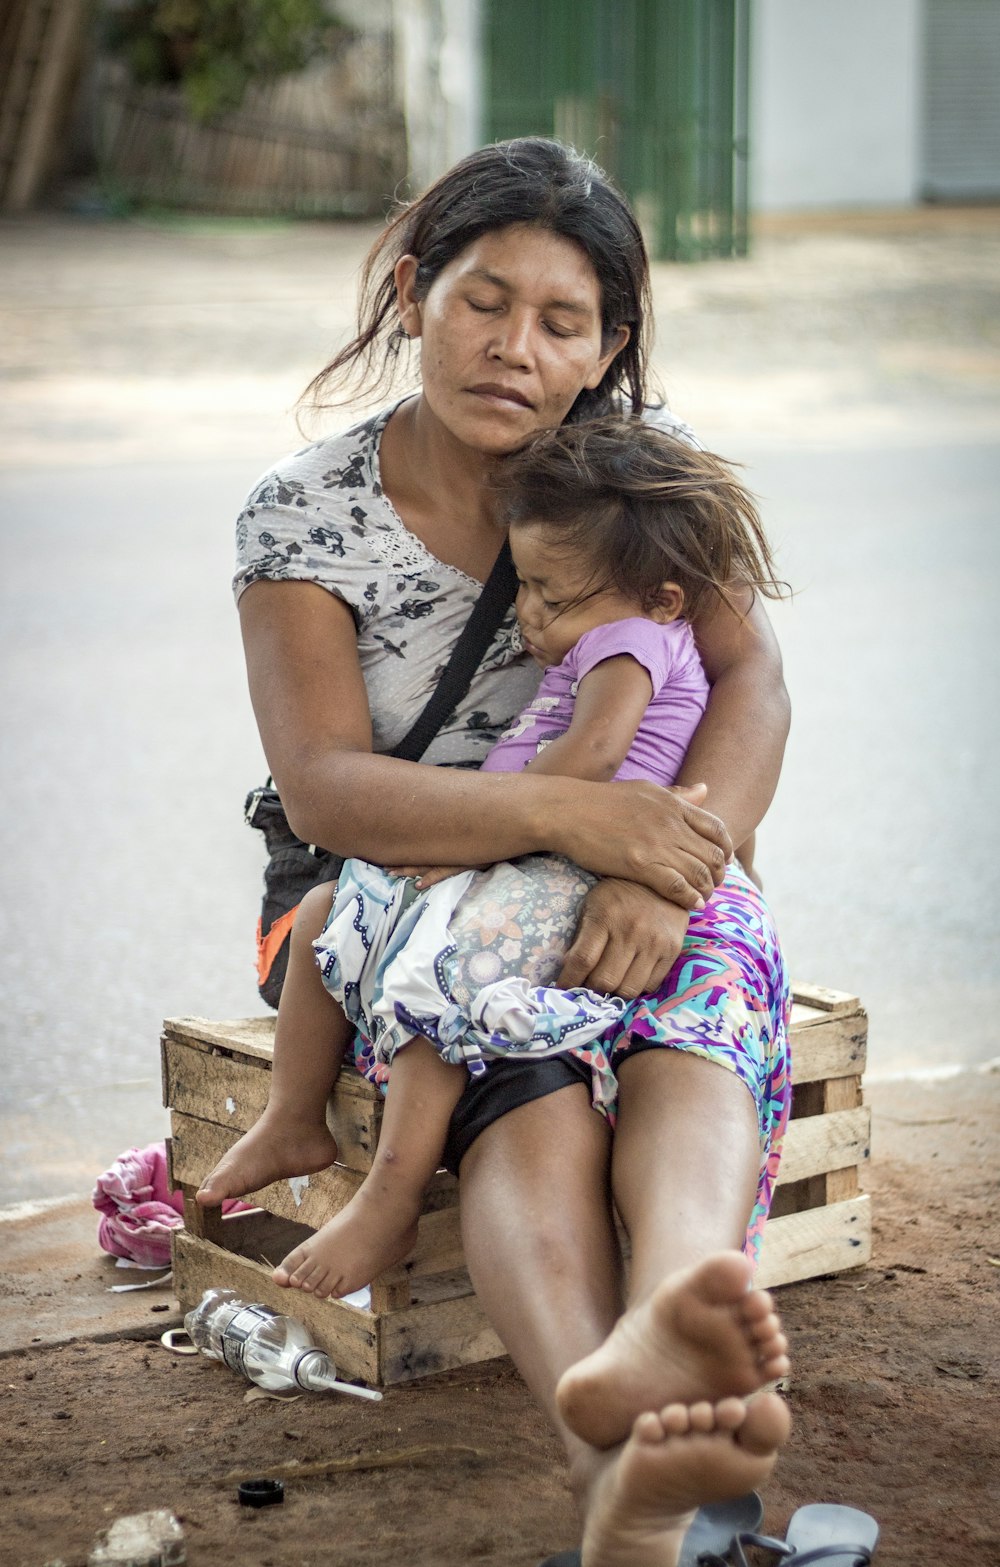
[234,397,698,770]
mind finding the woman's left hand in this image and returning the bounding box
[557,878,690,999]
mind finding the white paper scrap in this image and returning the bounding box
[288,1175,310,1206]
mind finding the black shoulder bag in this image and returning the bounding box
[245,541,518,1008]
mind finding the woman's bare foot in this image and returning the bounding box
[556,1251,789,1449]
[195,1110,338,1208]
[273,1179,422,1299]
[580,1392,791,1567]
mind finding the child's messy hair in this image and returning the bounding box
[495,416,789,622]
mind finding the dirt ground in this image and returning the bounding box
[3,1074,998,1567]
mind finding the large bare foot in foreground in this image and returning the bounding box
[581,1392,791,1567]
[195,1110,338,1208]
[557,1251,789,1450]
[273,1180,421,1300]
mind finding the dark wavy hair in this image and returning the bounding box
[300,138,653,424]
[496,416,790,619]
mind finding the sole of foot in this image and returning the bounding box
[557,1251,790,1450]
[581,1392,791,1567]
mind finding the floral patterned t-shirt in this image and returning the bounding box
[233,397,698,769]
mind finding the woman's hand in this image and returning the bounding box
[557,780,731,912]
[557,878,690,999]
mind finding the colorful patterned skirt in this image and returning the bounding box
[317,855,790,1266]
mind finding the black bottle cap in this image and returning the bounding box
[238,1479,285,1507]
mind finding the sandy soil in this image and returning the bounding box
[3,1075,998,1567]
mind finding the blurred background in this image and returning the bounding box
[2,0,999,1203]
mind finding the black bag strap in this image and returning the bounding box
[388,536,518,762]
[259,537,518,801]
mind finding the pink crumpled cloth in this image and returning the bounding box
[92,1141,250,1267]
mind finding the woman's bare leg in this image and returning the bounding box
[196,882,345,1206]
[556,1051,789,1449]
[458,1080,623,1434]
[458,1060,790,1562]
[275,1040,466,1298]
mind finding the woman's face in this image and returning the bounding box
[395,225,629,457]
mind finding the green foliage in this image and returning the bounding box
[101,0,338,120]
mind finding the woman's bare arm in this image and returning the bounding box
[560,590,789,995]
[679,588,790,847]
[240,579,729,907]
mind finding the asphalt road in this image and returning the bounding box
[2,209,998,1203]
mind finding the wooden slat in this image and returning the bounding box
[789,1014,867,1086]
[162,1037,381,1173]
[167,1002,867,1094]
[172,1231,380,1384]
[180,1184,226,1245]
[789,982,861,1017]
[379,1282,505,1385]
[774,1106,870,1186]
[756,1195,872,1289]
[164,1016,278,1063]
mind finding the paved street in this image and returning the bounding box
[2,207,998,1201]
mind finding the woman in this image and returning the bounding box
[203,138,793,1566]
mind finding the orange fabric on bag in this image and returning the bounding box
[256,906,299,985]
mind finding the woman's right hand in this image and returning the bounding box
[556,780,731,911]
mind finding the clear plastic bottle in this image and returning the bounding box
[184,1288,382,1399]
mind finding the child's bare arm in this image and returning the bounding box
[395,657,654,887]
[517,655,653,782]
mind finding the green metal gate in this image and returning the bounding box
[483,0,749,262]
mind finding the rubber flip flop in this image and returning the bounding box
[783,1504,879,1564]
[680,1493,764,1566]
[536,1491,764,1567]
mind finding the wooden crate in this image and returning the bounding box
[164,983,871,1386]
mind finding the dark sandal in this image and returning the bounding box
[696,1530,793,1566]
[536,1490,765,1567]
[697,1504,878,1567]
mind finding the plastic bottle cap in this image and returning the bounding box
[237,1479,285,1508]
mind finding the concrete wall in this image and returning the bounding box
[749,0,923,211]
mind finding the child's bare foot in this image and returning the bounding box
[195,1110,338,1208]
[557,1251,789,1450]
[273,1181,421,1299]
[580,1392,791,1567]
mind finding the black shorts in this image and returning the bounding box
[441,1053,594,1175]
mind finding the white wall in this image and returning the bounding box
[394,0,482,191]
[750,0,923,211]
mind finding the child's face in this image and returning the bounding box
[511,522,651,667]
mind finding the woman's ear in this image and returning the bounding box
[394,254,423,340]
[651,582,685,622]
[583,324,630,390]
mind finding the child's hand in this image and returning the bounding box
[384,864,474,889]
